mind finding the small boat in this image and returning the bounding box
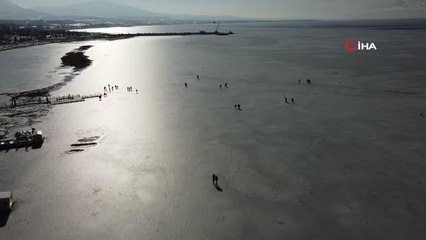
[0,130,43,150]
[0,191,13,212]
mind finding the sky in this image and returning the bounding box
[9,0,426,19]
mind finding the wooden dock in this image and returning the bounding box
[82,94,102,100]
[0,93,102,109]
[50,95,84,105]
[50,93,102,105]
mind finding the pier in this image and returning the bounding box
[50,95,84,105]
[0,93,102,109]
[50,93,102,105]
[128,31,234,37]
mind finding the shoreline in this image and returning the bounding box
[0,31,234,52]
[0,44,96,139]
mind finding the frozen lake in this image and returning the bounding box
[1,21,426,239]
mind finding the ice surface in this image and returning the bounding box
[1,22,426,239]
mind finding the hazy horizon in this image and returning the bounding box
[6,0,426,20]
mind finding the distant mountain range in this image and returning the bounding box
[0,0,46,19]
[31,1,163,21]
[0,0,248,22]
